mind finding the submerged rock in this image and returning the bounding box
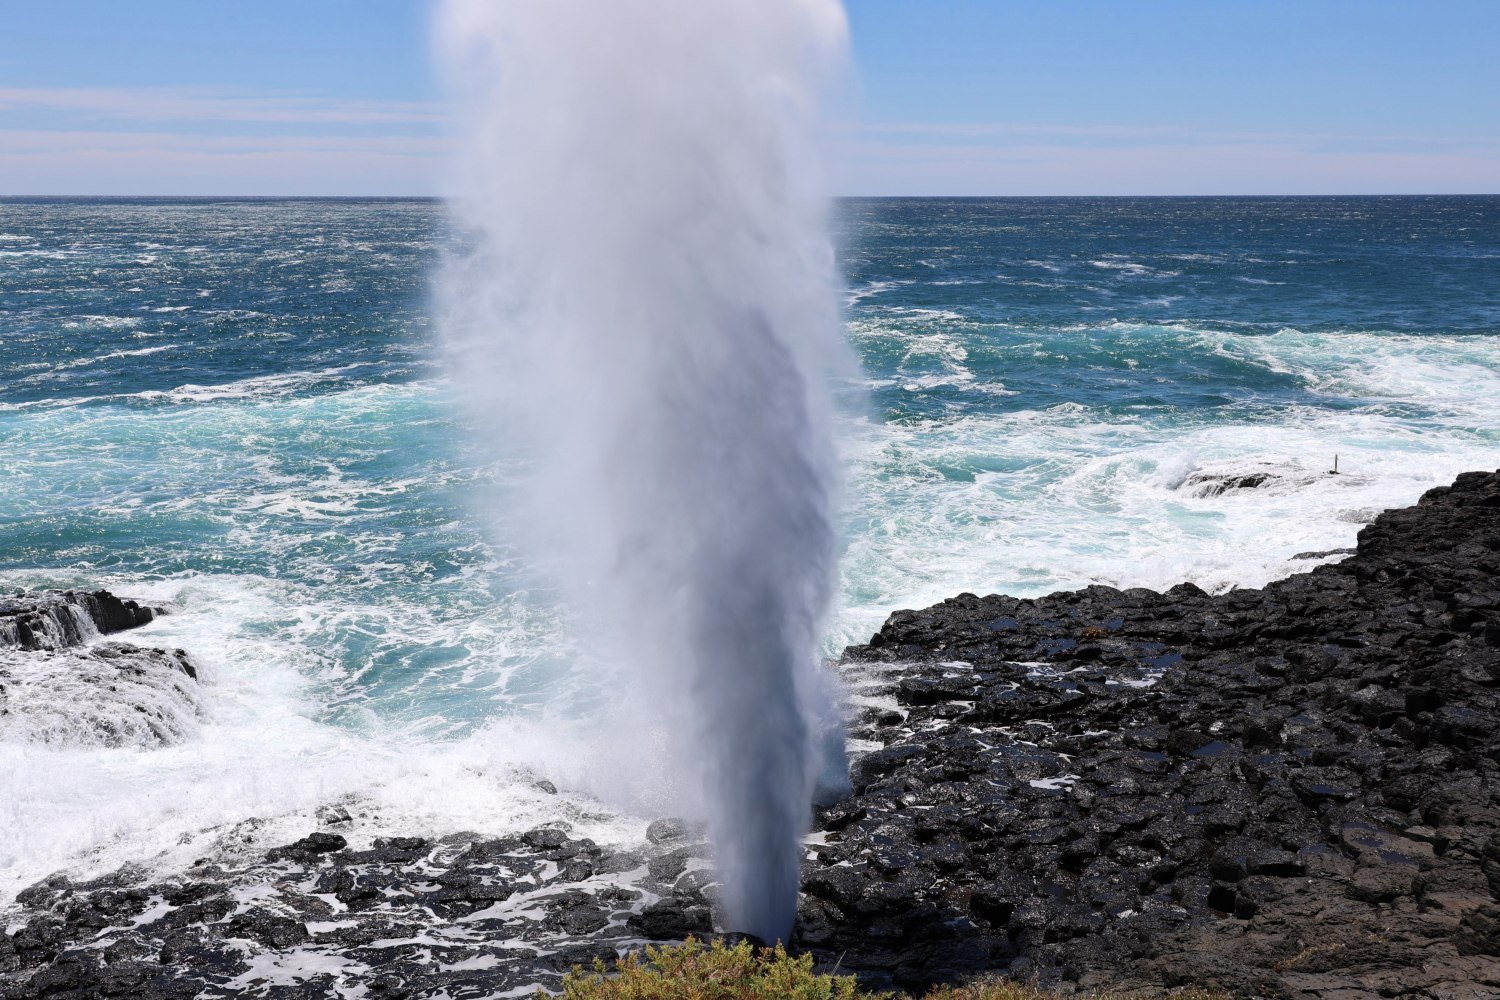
[1177,461,1347,498]
[0,642,202,746]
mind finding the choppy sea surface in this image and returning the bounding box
[3,196,1498,898]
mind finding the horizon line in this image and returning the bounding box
[3,191,1499,201]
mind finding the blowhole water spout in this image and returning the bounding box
[436,0,853,943]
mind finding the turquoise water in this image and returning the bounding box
[2,196,1498,894]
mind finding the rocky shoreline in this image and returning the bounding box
[803,468,1500,999]
[2,470,1498,999]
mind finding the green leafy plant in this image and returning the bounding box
[551,938,860,1000]
[547,939,1232,1000]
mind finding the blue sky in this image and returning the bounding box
[2,0,1497,195]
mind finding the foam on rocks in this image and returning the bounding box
[0,591,203,749]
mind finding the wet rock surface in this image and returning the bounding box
[3,471,1499,998]
[0,590,156,652]
[0,642,201,747]
[0,823,716,999]
[1176,462,1353,499]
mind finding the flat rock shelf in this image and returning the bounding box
[2,471,1499,999]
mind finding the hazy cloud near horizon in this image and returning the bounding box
[3,87,1496,197]
[0,87,442,126]
[0,86,446,197]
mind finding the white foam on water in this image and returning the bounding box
[0,367,405,416]
[45,344,179,373]
[1088,258,1179,278]
[226,949,371,990]
[0,573,643,904]
[845,279,913,306]
[828,328,1500,651]
[1029,775,1079,791]
[132,364,369,405]
[0,249,73,260]
[60,315,140,330]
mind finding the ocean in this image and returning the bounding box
[2,195,1498,900]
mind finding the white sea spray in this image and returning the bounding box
[435,0,854,941]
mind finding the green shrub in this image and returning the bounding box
[550,938,860,999]
[548,939,1233,1000]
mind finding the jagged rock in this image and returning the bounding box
[1177,462,1344,498]
[645,818,689,844]
[0,590,158,651]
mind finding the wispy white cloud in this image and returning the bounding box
[0,86,443,127]
[3,95,1495,195]
[832,133,1500,195]
[850,121,1199,141]
[0,86,450,193]
[0,129,448,195]
[843,120,1500,151]
[0,129,446,154]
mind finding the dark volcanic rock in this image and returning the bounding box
[0,818,718,999]
[0,590,157,651]
[646,817,690,845]
[807,469,1500,997]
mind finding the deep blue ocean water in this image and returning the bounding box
[2,196,1498,894]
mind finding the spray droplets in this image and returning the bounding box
[438,0,852,942]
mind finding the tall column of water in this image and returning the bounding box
[438,0,852,943]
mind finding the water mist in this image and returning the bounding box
[436,0,853,943]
